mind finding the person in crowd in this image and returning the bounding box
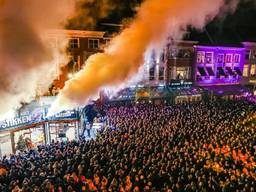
[0,99,255,191]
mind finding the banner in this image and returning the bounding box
[0,109,78,131]
[0,112,42,130]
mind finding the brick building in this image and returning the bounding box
[140,40,197,88]
[47,30,110,89]
[47,29,256,91]
[242,42,256,86]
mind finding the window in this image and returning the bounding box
[69,38,79,49]
[177,49,192,58]
[245,50,250,60]
[196,51,205,64]
[251,64,256,75]
[251,50,256,60]
[49,122,76,142]
[225,54,233,64]
[205,52,214,64]
[217,54,224,63]
[159,67,165,80]
[177,67,190,79]
[169,48,177,58]
[233,54,241,64]
[149,66,155,81]
[160,52,165,62]
[243,64,249,77]
[88,39,99,49]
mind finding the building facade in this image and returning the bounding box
[242,42,256,86]
[194,46,245,86]
[141,40,197,87]
[47,30,110,89]
[166,40,198,83]
[47,29,256,91]
[0,97,80,156]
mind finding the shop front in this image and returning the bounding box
[0,112,43,155]
[0,132,12,157]
[0,109,80,157]
[175,94,202,104]
[46,110,79,142]
[48,121,78,142]
[13,124,45,152]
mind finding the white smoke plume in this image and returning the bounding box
[49,0,239,114]
[0,0,74,118]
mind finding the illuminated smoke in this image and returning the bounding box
[67,0,115,30]
[0,0,74,118]
[66,0,137,30]
[49,0,239,114]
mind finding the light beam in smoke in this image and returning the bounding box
[0,0,74,118]
[49,0,239,115]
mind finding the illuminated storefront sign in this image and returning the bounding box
[0,110,78,131]
[46,110,78,120]
[0,113,42,130]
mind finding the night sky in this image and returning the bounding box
[189,0,256,46]
[68,0,256,46]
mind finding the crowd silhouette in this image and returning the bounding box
[0,99,255,191]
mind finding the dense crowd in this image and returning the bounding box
[0,99,255,191]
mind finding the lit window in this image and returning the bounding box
[88,39,99,49]
[176,67,190,80]
[251,50,256,60]
[217,54,224,63]
[205,52,214,64]
[243,64,249,77]
[233,54,241,64]
[69,38,79,49]
[196,51,205,64]
[251,64,256,75]
[225,54,233,64]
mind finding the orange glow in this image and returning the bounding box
[50,0,238,114]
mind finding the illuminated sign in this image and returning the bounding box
[0,110,78,131]
[46,110,77,120]
[0,113,42,130]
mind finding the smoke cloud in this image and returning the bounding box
[0,0,74,118]
[66,0,143,30]
[50,0,239,114]
[66,0,127,30]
